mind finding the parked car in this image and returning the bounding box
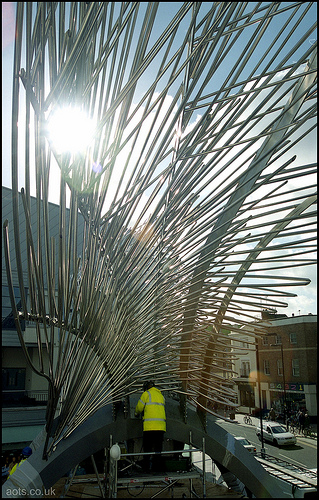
[234,436,256,454]
[256,422,297,446]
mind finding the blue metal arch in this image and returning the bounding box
[3,397,284,498]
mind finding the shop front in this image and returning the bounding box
[269,382,308,417]
[237,382,256,413]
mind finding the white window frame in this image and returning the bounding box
[240,361,250,377]
[292,359,300,377]
[289,332,297,344]
[264,360,270,375]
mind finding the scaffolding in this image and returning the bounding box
[107,433,207,498]
[61,455,105,498]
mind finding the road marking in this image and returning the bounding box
[279,453,314,468]
[297,440,317,449]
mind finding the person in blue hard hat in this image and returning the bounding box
[9,447,32,476]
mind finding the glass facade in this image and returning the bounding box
[2,286,28,331]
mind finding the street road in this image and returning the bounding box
[216,419,317,471]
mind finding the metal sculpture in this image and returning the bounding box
[3,2,317,466]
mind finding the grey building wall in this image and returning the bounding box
[2,186,85,446]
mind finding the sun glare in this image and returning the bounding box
[47,107,96,155]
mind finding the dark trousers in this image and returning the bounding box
[143,431,164,472]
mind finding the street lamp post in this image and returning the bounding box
[255,341,265,458]
[280,343,288,429]
[271,342,288,429]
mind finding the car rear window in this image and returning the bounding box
[238,438,250,445]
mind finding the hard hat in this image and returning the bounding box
[143,381,155,392]
[110,444,121,460]
[22,447,32,457]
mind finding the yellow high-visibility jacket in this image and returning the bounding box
[9,459,27,476]
[135,387,166,431]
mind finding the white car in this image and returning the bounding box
[234,436,256,454]
[256,422,297,446]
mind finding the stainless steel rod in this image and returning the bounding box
[4,2,316,456]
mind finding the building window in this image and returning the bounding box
[240,362,250,377]
[292,359,300,377]
[275,335,282,345]
[289,332,297,344]
[2,368,26,403]
[262,336,269,345]
[264,360,270,375]
[2,286,28,331]
[239,389,255,408]
[277,359,283,376]
[224,362,232,379]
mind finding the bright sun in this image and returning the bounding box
[46,106,96,155]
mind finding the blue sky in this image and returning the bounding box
[2,2,317,317]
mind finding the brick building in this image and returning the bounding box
[257,310,317,420]
[230,310,317,420]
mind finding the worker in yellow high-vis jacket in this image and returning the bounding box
[9,447,32,477]
[135,381,166,472]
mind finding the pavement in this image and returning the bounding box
[189,411,317,487]
[214,412,317,442]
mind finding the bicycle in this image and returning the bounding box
[287,416,298,435]
[302,425,314,438]
[244,414,253,425]
[288,422,298,435]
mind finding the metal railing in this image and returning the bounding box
[27,390,48,402]
[2,389,48,403]
[108,433,206,498]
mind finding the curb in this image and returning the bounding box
[215,416,317,443]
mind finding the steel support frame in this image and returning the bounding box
[3,398,286,498]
